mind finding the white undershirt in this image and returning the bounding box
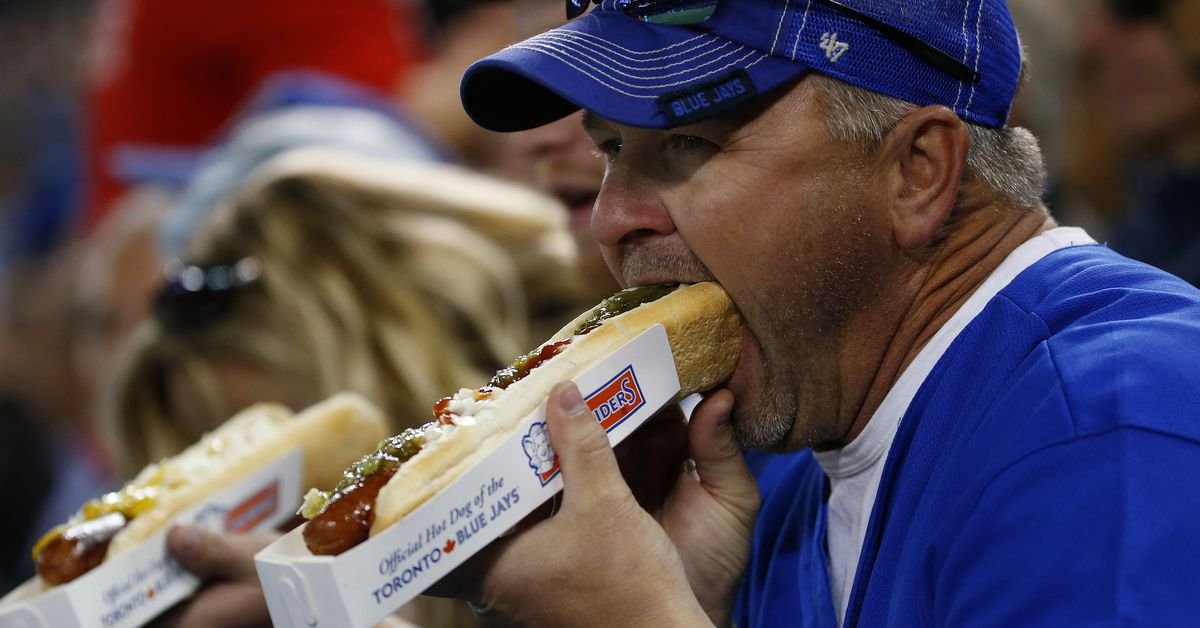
[812,227,1095,627]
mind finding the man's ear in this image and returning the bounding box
[879,106,969,251]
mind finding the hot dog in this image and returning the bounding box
[300,282,742,554]
[31,393,388,585]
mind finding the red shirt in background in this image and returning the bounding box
[82,0,425,231]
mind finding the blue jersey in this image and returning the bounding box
[734,244,1200,627]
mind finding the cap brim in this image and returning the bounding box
[462,9,810,132]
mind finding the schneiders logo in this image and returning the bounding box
[587,365,646,431]
[523,365,647,486]
[224,481,279,532]
[189,479,281,534]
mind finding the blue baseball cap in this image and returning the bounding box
[461,0,1021,132]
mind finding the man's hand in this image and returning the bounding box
[150,525,277,628]
[453,382,759,628]
[152,526,419,628]
[660,389,760,625]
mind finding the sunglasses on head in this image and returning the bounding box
[564,0,980,83]
[566,0,717,24]
[153,258,262,332]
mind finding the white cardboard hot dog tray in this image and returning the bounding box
[254,324,682,628]
[0,449,303,628]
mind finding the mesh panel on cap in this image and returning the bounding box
[772,0,1020,127]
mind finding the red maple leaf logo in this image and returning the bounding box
[443,539,456,553]
[147,587,156,599]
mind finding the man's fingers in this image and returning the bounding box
[167,525,276,580]
[545,381,631,508]
[687,389,759,518]
[616,404,689,510]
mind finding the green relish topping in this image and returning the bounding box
[489,339,568,389]
[488,284,677,389]
[335,429,427,493]
[488,366,521,390]
[303,428,427,518]
[572,284,677,335]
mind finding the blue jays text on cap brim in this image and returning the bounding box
[460,0,1022,132]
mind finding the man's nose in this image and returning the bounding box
[590,165,676,249]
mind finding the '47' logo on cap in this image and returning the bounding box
[820,32,850,62]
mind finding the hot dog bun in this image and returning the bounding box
[368,282,741,535]
[111,393,388,555]
[36,393,388,584]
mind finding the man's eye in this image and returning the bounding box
[669,134,715,152]
[593,139,623,161]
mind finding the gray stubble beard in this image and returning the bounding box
[731,200,877,453]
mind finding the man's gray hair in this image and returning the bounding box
[810,74,1047,211]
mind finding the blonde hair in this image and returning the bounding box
[104,152,577,477]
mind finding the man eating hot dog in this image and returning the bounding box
[153,0,1200,626]
[441,0,1200,626]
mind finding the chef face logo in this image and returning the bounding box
[522,422,558,485]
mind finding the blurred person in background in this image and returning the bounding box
[106,148,576,478]
[0,398,54,595]
[502,0,621,306]
[0,0,92,437]
[1005,0,1126,238]
[402,0,523,176]
[509,110,621,306]
[144,0,532,260]
[0,242,114,595]
[100,148,575,628]
[0,178,90,599]
[72,187,172,433]
[1006,0,1078,186]
[0,0,88,259]
[0,268,62,594]
[81,0,426,230]
[1077,0,1200,286]
[1,189,176,597]
[151,70,452,259]
[1165,0,1200,65]
[0,0,430,595]
[89,0,524,237]
[0,0,547,602]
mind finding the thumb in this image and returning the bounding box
[167,524,275,580]
[687,390,759,522]
[545,381,632,509]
